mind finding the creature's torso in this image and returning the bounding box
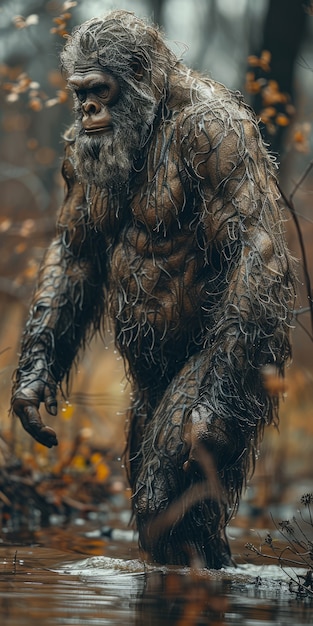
[61,77,250,364]
[83,118,209,349]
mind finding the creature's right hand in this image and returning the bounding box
[11,374,58,448]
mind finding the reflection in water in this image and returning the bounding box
[0,534,313,626]
[135,569,229,625]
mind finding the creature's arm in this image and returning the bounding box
[180,99,295,479]
[11,147,106,447]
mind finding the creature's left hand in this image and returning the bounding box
[11,359,58,448]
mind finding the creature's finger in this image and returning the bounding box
[44,387,58,416]
[14,402,58,448]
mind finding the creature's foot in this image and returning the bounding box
[133,458,233,569]
[136,500,233,569]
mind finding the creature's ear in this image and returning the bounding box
[131,59,144,81]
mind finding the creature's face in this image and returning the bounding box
[68,68,120,136]
[67,62,156,189]
[61,11,177,189]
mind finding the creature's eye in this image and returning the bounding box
[93,84,110,99]
[75,89,86,103]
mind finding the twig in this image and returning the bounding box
[245,542,307,568]
[279,177,313,337]
[289,160,313,203]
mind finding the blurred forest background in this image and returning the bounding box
[0,0,313,528]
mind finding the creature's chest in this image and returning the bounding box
[130,135,189,235]
[87,124,192,241]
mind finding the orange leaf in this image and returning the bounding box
[29,97,42,111]
[261,365,287,396]
[57,89,68,103]
[61,403,74,420]
[71,454,87,470]
[276,113,290,127]
[95,461,110,482]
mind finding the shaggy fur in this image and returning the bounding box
[11,10,295,568]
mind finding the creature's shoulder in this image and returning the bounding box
[177,76,255,140]
[176,76,261,169]
[174,75,267,183]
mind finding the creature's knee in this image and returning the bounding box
[132,466,170,518]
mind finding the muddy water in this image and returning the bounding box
[0,524,312,626]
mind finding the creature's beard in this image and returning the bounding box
[72,82,157,188]
[74,131,133,188]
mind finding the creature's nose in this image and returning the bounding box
[82,99,101,116]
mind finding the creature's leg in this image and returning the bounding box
[128,352,244,568]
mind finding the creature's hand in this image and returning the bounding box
[183,404,232,474]
[11,365,58,448]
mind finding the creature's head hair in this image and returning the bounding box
[61,10,178,98]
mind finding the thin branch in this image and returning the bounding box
[279,181,313,337]
[290,159,313,203]
[293,306,311,316]
[294,316,313,343]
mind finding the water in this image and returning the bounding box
[0,526,312,626]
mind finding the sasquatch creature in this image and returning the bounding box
[11,10,295,568]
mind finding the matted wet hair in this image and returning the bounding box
[61,10,178,97]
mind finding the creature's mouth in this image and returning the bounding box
[84,126,112,135]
